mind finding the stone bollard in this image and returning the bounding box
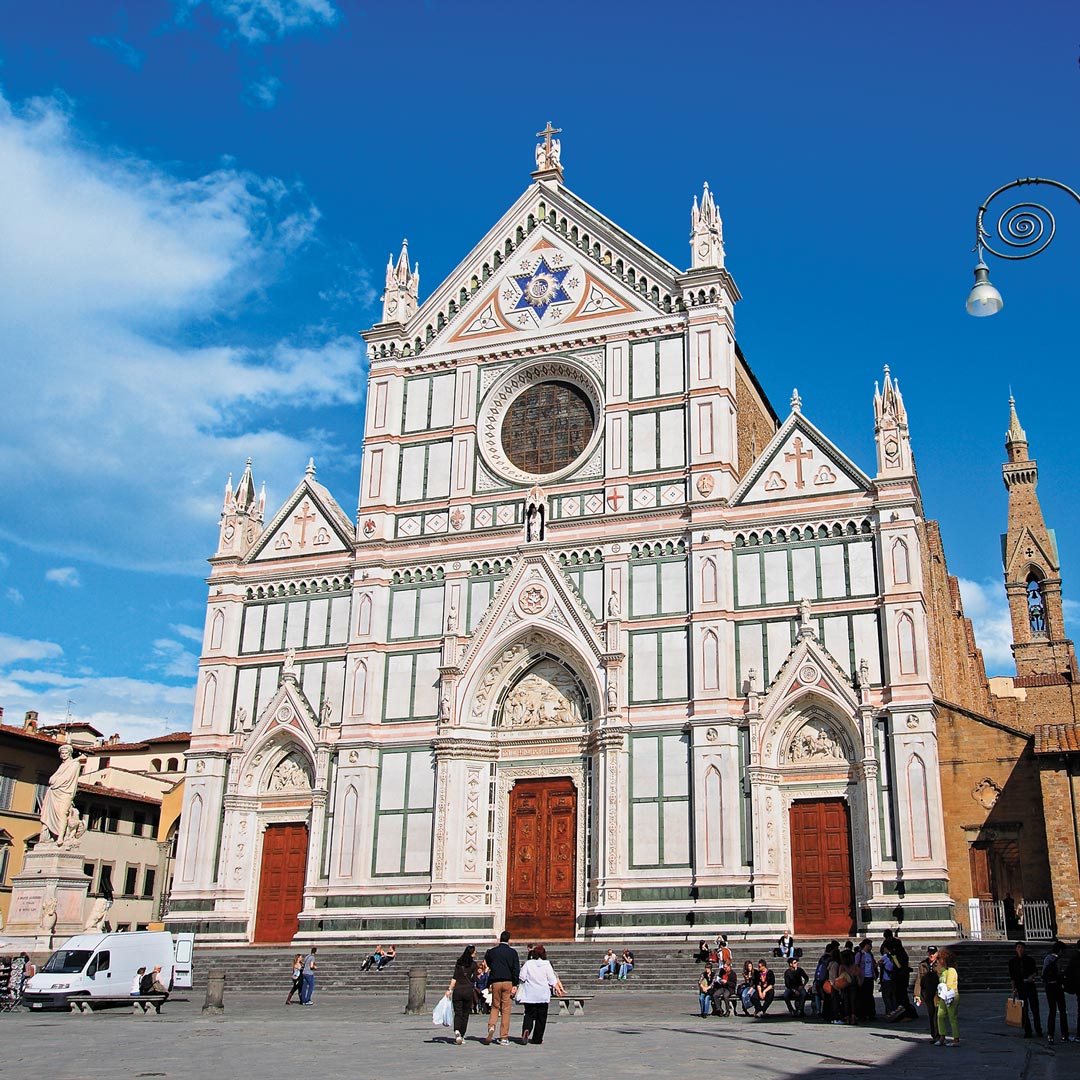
[404,966,427,1015]
[202,966,226,1015]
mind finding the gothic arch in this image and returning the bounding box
[704,764,723,866]
[256,741,314,795]
[199,673,217,728]
[891,538,910,585]
[906,753,932,859]
[181,793,202,882]
[896,612,917,675]
[702,629,720,691]
[701,556,718,604]
[769,699,859,771]
[357,593,373,637]
[350,658,369,716]
[493,653,592,730]
[210,609,224,650]
[338,784,359,878]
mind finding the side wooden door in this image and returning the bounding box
[505,778,577,940]
[253,822,309,943]
[790,799,855,937]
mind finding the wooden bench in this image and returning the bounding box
[557,993,595,1017]
[68,994,169,1015]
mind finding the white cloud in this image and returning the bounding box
[176,0,339,43]
[45,566,81,588]
[90,36,145,70]
[0,633,64,665]
[5,587,23,604]
[245,74,282,109]
[171,624,204,643]
[957,577,1015,675]
[150,638,200,679]
[0,90,367,574]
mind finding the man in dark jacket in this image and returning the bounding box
[1043,941,1071,1045]
[913,946,940,1044]
[1008,941,1043,1039]
[484,930,521,1045]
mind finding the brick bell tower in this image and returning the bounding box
[1001,397,1078,681]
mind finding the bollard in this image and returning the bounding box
[404,966,427,1015]
[202,965,226,1015]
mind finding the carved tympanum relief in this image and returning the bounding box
[784,720,852,764]
[498,658,587,728]
[267,752,311,793]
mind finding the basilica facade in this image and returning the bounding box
[166,136,961,944]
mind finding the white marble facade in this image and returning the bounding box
[166,148,954,944]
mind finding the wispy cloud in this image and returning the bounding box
[0,632,64,665]
[0,90,367,575]
[4,587,23,604]
[151,638,200,678]
[45,566,81,588]
[90,36,145,70]
[244,73,282,109]
[957,577,1015,674]
[171,623,204,643]
[175,0,339,43]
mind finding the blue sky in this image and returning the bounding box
[0,0,1077,740]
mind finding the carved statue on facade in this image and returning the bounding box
[606,681,618,712]
[501,661,585,728]
[446,604,458,633]
[83,897,112,932]
[319,699,332,726]
[270,756,310,792]
[60,806,87,850]
[39,743,86,847]
[235,705,249,731]
[798,596,813,629]
[282,648,298,679]
[788,722,846,762]
[40,893,57,934]
[858,657,870,687]
[606,590,620,618]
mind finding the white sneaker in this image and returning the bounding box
[454,1032,463,1045]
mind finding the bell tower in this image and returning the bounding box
[1001,397,1077,679]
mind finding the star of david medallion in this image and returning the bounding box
[505,255,574,326]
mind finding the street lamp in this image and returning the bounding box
[966,177,1080,316]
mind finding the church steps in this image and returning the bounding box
[189,938,1026,994]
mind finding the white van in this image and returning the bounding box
[24,931,175,1009]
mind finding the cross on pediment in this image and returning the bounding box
[293,500,316,548]
[784,437,813,489]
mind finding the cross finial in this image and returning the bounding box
[534,121,563,175]
[536,120,561,150]
[791,388,802,412]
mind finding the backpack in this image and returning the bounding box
[813,954,831,988]
[718,946,732,966]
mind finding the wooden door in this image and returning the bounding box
[790,799,855,937]
[253,822,308,943]
[505,778,577,940]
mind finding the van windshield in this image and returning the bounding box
[42,949,93,974]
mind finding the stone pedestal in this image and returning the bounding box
[4,846,92,948]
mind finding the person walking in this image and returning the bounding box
[1043,940,1071,1045]
[1008,941,1043,1039]
[484,930,520,1045]
[299,946,317,1006]
[913,945,940,1044]
[445,945,479,1045]
[285,953,304,1005]
[934,948,960,1047]
[517,945,565,1045]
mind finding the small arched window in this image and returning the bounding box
[167,758,179,772]
[1027,572,1047,634]
[151,758,162,772]
[891,539,910,585]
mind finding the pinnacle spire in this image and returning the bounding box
[235,457,256,512]
[790,387,802,412]
[1007,395,1027,446]
[381,238,420,324]
[306,457,316,480]
[690,181,725,270]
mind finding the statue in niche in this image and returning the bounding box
[606,681,618,711]
[270,756,310,792]
[788,722,846,762]
[798,597,813,629]
[282,648,298,678]
[319,700,332,726]
[858,657,870,687]
[446,604,458,633]
[235,706,248,731]
[607,590,620,618]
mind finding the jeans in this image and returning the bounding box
[698,990,711,1017]
[1046,985,1070,1040]
[753,988,774,1015]
[618,962,633,979]
[299,972,315,1004]
[1016,982,1042,1036]
[488,981,514,1040]
[783,987,807,1014]
[599,960,617,979]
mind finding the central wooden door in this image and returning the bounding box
[505,778,577,940]
[253,822,309,943]
[790,799,855,937]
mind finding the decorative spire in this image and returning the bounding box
[305,457,316,480]
[1007,395,1027,446]
[532,121,563,180]
[875,364,906,426]
[235,457,256,512]
[217,457,263,557]
[790,387,802,413]
[874,365,913,477]
[380,239,419,324]
[690,182,725,270]
[223,472,234,511]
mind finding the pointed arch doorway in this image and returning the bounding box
[505,778,577,940]
[253,822,308,943]
[789,799,855,937]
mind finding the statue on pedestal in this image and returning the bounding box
[39,744,86,847]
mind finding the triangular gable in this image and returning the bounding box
[243,675,319,759]
[1003,525,1059,577]
[407,182,683,358]
[732,410,871,505]
[249,475,354,562]
[759,631,860,718]
[460,550,609,671]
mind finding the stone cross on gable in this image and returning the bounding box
[535,121,562,172]
[293,500,316,548]
[784,437,814,489]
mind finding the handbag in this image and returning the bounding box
[432,995,453,1026]
[822,979,833,994]
[1006,995,1024,1028]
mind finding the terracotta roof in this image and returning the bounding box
[1015,674,1071,688]
[1033,723,1080,754]
[86,731,190,754]
[77,781,162,806]
[0,722,65,746]
[146,731,191,744]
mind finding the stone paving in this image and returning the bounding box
[1,990,1070,1080]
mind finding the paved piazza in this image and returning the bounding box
[1,992,1067,1080]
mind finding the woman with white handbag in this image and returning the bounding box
[934,949,961,1047]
